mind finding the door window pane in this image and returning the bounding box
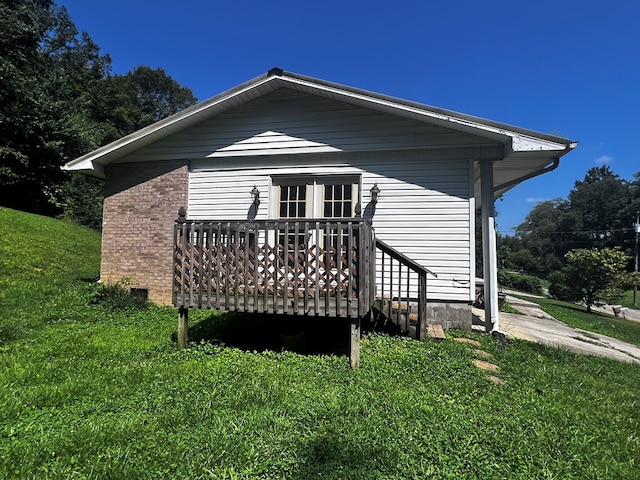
[278,185,307,250]
[279,185,306,219]
[323,184,353,249]
[323,184,352,218]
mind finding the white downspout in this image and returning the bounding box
[480,160,503,335]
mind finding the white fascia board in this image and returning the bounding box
[60,158,98,173]
[511,134,574,152]
[60,161,105,177]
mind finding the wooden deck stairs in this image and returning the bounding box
[370,298,446,341]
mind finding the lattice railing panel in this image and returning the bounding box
[173,218,374,318]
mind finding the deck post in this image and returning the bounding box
[177,307,188,350]
[417,273,427,340]
[349,317,361,368]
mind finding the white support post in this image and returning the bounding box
[480,161,501,334]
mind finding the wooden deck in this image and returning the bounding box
[173,215,376,319]
[172,212,437,366]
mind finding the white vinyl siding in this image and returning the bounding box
[122,89,498,162]
[171,89,483,303]
[189,150,473,302]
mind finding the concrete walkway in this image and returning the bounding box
[472,296,640,364]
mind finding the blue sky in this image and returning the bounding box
[61,0,640,233]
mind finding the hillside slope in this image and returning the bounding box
[1,209,640,478]
[0,207,101,341]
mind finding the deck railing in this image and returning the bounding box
[173,213,375,318]
[375,239,437,339]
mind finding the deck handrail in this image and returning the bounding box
[375,239,437,279]
[173,216,375,318]
[375,238,436,340]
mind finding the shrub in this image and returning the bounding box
[497,270,542,294]
[90,278,149,311]
[547,271,577,301]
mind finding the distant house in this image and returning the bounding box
[63,68,575,360]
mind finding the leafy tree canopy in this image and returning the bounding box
[504,167,640,278]
[0,0,197,225]
[0,1,110,214]
[555,247,630,312]
[568,166,631,247]
[93,66,197,144]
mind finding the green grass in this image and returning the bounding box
[619,289,640,310]
[0,207,102,343]
[538,278,551,290]
[520,295,640,347]
[501,301,523,315]
[2,207,640,479]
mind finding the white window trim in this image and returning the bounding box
[270,174,361,220]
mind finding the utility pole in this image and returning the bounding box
[634,211,639,307]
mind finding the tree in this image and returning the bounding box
[558,248,629,312]
[0,1,197,227]
[57,175,105,230]
[568,166,631,249]
[513,198,578,277]
[510,167,640,278]
[62,66,198,229]
[92,66,197,144]
[0,1,110,215]
[621,172,640,241]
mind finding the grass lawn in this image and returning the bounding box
[619,289,640,310]
[2,207,640,479]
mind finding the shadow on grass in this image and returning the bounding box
[186,312,354,356]
[290,431,393,480]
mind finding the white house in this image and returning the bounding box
[63,68,576,362]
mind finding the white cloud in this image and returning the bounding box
[594,155,613,165]
[526,197,549,204]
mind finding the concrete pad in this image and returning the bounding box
[454,337,481,347]
[472,349,493,360]
[473,297,640,364]
[473,359,500,372]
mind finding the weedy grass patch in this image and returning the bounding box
[2,208,640,479]
[501,301,523,315]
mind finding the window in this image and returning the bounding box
[272,175,360,252]
[277,184,308,249]
[323,183,353,218]
[273,176,359,220]
[279,185,307,219]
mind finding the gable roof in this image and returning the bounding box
[63,68,576,196]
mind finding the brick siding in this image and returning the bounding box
[101,161,188,305]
